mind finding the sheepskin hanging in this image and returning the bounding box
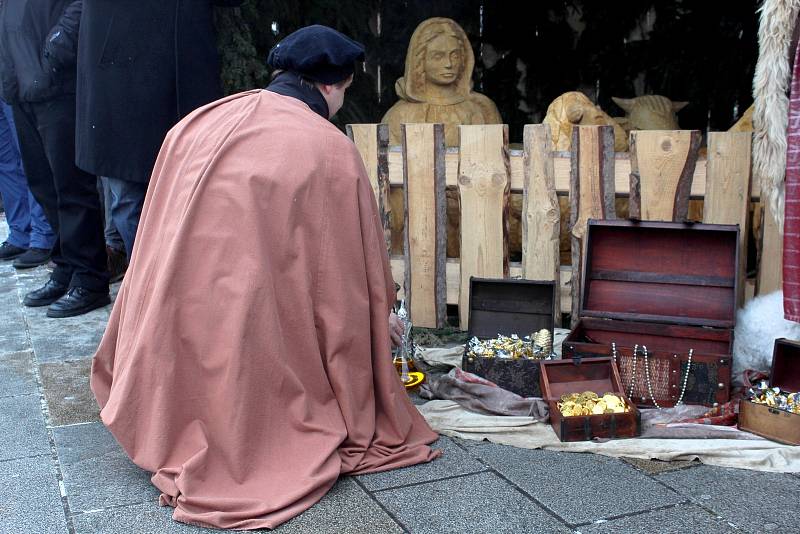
[753,0,800,233]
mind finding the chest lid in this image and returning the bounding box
[581,220,739,329]
[467,277,556,339]
[770,339,800,392]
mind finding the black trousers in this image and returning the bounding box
[12,96,109,292]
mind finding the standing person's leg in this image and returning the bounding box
[105,177,147,260]
[100,177,125,252]
[0,101,31,259]
[31,96,109,317]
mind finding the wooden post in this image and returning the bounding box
[629,130,701,221]
[458,124,510,329]
[758,199,784,295]
[522,124,561,326]
[703,131,752,308]
[569,125,616,327]
[346,124,391,256]
[402,124,447,328]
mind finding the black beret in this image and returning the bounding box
[267,25,365,85]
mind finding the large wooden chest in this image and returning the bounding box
[540,357,641,441]
[738,338,800,445]
[461,277,556,397]
[563,220,738,407]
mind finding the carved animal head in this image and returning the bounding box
[542,91,629,152]
[612,95,688,131]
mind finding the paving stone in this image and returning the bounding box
[0,350,37,398]
[0,394,50,461]
[374,471,570,534]
[356,436,487,491]
[276,478,402,533]
[0,455,68,534]
[72,503,213,534]
[22,302,111,363]
[0,289,30,355]
[658,464,800,532]
[622,456,700,475]
[471,444,683,525]
[54,422,158,513]
[579,504,737,534]
[40,359,100,426]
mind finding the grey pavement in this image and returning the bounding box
[0,218,798,533]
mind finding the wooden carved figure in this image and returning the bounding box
[543,91,628,152]
[612,95,688,132]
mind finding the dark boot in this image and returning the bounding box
[0,241,26,261]
[23,279,68,307]
[13,247,52,269]
[46,287,110,318]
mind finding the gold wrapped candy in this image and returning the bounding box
[557,391,631,417]
[748,382,800,415]
[466,331,554,361]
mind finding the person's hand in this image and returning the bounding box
[388,312,403,348]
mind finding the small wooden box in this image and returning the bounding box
[461,277,556,398]
[539,357,641,441]
[564,220,737,407]
[738,338,800,445]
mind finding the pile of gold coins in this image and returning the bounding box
[466,329,553,360]
[557,391,631,417]
[748,382,800,414]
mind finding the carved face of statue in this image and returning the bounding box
[423,34,463,86]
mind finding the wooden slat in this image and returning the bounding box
[703,131,753,308]
[522,124,561,326]
[629,130,702,221]
[347,124,391,254]
[457,124,510,329]
[758,199,783,295]
[402,124,447,328]
[569,125,616,326]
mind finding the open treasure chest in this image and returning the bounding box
[563,220,738,408]
[738,338,800,445]
[462,277,557,398]
[540,357,641,441]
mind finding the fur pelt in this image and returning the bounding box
[733,291,800,385]
[753,0,800,234]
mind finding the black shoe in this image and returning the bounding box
[46,287,111,318]
[106,246,128,283]
[23,279,68,307]
[0,241,26,261]
[12,247,52,269]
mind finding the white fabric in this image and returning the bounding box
[418,400,800,473]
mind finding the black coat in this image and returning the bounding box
[0,0,82,103]
[75,0,242,183]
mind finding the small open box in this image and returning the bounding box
[461,277,556,397]
[540,357,641,441]
[738,338,800,445]
[564,220,737,407]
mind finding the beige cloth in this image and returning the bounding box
[419,400,800,473]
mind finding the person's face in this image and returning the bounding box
[319,75,353,119]
[423,34,463,86]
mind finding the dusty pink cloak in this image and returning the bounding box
[91,90,439,529]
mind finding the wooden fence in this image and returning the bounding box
[347,123,775,330]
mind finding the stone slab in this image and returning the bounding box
[472,444,683,525]
[357,437,487,491]
[0,394,50,461]
[40,359,99,426]
[658,464,800,532]
[0,350,37,398]
[0,455,68,534]
[72,503,212,534]
[375,471,570,534]
[622,456,699,475]
[22,303,110,363]
[580,504,737,534]
[53,422,158,513]
[0,272,30,355]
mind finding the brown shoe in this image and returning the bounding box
[107,246,128,283]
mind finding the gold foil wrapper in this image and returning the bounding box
[557,391,631,417]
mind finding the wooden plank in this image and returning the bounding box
[522,124,561,326]
[386,146,735,197]
[346,124,391,254]
[629,130,702,221]
[703,131,753,308]
[457,124,510,329]
[569,125,616,327]
[402,123,447,328]
[757,199,783,295]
